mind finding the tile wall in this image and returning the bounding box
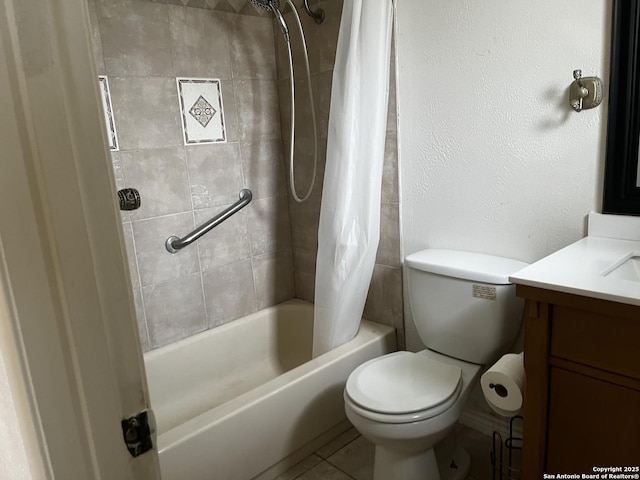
[90,0,403,351]
[89,0,295,350]
[275,0,404,348]
[147,0,272,15]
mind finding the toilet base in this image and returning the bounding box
[373,445,438,480]
[437,445,470,480]
[372,445,470,480]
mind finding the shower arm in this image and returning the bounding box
[302,0,324,24]
[165,189,252,253]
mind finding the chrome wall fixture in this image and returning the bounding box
[569,69,603,112]
[117,188,141,211]
[302,0,324,24]
[165,189,252,253]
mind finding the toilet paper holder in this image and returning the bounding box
[491,415,523,480]
[481,352,524,417]
[489,383,509,398]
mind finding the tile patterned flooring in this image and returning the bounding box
[274,425,495,480]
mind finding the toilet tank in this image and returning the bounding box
[405,249,529,365]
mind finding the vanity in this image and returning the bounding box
[510,213,640,477]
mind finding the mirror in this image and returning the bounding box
[604,0,640,214]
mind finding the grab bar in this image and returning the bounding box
[165,189,252,253]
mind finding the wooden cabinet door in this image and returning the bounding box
[546,367,640,472]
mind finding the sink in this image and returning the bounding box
[602,252,640,282]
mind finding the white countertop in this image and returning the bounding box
[509,213,640,307]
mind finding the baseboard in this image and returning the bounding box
[459,407,523,441]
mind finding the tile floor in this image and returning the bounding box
[274,425,496,480]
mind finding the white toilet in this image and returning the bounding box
[344,249,528,480]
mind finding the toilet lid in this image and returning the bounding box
[346,352,462,414]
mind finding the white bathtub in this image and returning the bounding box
[144,299,396,480]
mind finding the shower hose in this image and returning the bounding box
[283,0,318,203]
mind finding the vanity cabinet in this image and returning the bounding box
[518,285,640,477]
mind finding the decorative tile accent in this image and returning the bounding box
[177,78,227,145]
[98,76,119,151]
[189,95,217,127]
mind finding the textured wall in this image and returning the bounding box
[397,0,609,424]
[89,0,295,350]
[275,0,404,348]
[397,0,609,351]
[0,327,44,479]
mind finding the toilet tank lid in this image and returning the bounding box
[405,249,529,285]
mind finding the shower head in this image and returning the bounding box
[250,0,280,10]
[250,0,289,40]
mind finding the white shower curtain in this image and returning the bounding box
[313,0,393,357]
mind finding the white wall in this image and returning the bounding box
[0,292,46,480]
[396,0,610,351]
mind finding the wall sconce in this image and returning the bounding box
[569,69,603,112]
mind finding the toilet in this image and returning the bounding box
[344,249,528,480]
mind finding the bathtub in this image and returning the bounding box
[144,299,396,480]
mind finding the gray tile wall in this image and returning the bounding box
[90,0,403,352]
[275,0,404,348]
[146,0,272,16]
[89,0,295,350]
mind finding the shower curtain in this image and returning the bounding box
[313,0,393,356]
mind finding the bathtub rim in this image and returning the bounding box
[153,311,395,452]
[143,298,313,363]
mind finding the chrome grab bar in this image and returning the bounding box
[165,189,252,254]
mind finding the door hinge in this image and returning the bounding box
[121,410,153,457]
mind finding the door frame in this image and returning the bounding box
[0,0,160,478]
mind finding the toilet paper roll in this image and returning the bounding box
[481,352,525,417]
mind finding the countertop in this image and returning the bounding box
[509,213,640,307]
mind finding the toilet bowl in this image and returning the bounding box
[345,350,482,480]
[344,249,528,480]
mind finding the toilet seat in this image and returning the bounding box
[345,351,463,424]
